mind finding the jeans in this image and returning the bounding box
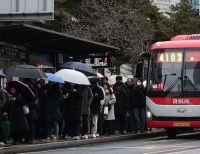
[114,115,125,133]
[91,114,99,134]
[25,119,35,141]
[59,118,65,137]
[66,121,80,137]
[129,108,136,132]
[139,108,146,132]
[97,113,105,134]
[47,121,59,138]
[0,109,3,142]
[81,114,89,136]
[133,108,141,131]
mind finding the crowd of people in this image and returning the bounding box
[0,76,146,146]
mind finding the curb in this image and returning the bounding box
[0,131,166,154]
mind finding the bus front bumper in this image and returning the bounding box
[147,121,200,128]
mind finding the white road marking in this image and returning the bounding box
[142,146,198,154]
[165,147,200,154]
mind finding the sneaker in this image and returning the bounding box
[51,136,57,141]
[29,140,34,144]
[84,135,88,139]
[96,133,99,137]
[65,135,71,140]
[92,134,96,138]
[0,142,5,146]
[73,136,80,140]
[135,130,141,134]
[46,137,51,141]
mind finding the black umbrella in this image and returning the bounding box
[7,81,35,102]
[59,61,97,76]
[6,64,47,78]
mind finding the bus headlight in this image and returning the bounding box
[147,111,152,120]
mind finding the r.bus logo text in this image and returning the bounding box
[173,99,190,105]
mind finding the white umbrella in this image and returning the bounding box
[55,69,91,85]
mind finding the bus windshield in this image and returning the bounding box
[149,49,200,94]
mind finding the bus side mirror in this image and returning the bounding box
[135,61,143,78]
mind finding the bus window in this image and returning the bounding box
[184,50,200,91]
[150,49,183,92]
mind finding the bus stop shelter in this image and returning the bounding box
[0,24,119,56]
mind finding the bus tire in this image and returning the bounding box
[166,129,177,139]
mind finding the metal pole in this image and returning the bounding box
[43,0,47,11]
[16,0,19,12]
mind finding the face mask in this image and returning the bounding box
[137,82,142,86]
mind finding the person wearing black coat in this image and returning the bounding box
[125,78,136,133]
[114,81,129,135]
[130,79,146,133]
[35,79,46,139]
[63,83,83,140]
[22,78,37,144]
[0,88,6,145]
[42,82,63,140]
[58,83,69,138]
[5,86,29,145]
[89,79,104,138]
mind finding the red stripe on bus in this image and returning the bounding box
[149,97,200,105]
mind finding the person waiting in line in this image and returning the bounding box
[113,81,129,135]
[22,78,37,144]
[0,86,6,145]
[42,81,63,141]
[59,83,68,138]
[130,79,146,133]
[64,82,83,140]
[4,86,29,145]
[126,78,136,133]
[81,85,93,139]
[35,79,46,140]
[89,78,104,138]
[102,83,116,135]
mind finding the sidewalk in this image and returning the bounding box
[0,129,166,154]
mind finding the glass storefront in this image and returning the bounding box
[29,51,55,73]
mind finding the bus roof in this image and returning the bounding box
[151,34,200,50]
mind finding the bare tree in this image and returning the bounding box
[64,0,153,62]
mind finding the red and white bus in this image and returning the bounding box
[136,34,200,138]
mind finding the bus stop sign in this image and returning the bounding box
[0,0,54,21]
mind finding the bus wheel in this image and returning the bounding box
[166,129,177,139]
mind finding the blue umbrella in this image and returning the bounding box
[59,61,97,76]
[44,73,64,83]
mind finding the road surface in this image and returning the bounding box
[26,132,200,154]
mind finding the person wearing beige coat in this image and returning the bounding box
[102,83,116,135]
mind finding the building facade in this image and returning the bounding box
[152,0,200,15]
